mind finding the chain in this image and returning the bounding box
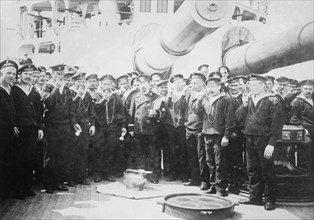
[250,99,264,115]
[59,89,67,106]
[79,97,90,113]
[207,99,220,124]
[106,98,115,124]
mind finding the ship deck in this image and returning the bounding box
[0,178,313,220]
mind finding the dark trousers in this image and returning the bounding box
[165,125,187,179]
[246,135,276,203]
[0,127,14,200]
[157,124,170,174]
[186,128,208,182]
[204,134,228,191]
[68,122,89,183]
[43,123,71,189]
[134,134,161,177]
[93,126,125,177]
[226,132,244,185]
[124,133,137,169]
[15,126,39,192]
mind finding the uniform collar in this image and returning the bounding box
[297,94,313,106]
[252,93,273,106]
[16,83,32,96]
[0,84,11,95]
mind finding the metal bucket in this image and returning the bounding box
[160,193,236,220]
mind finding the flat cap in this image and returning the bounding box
[189,72,206,82]
[151,72,163,79]
[72,72,86,81]
[169,74,184,83]
[137,74,151,83]
[289,79,298,86]
[208,71,222,78]
[127,72,139,77]
[50,64,66,71]
[116,74,129,83]
[86,74,98,81]
[218,65,230,73]
[249,74,267,82]
[18,64,37,74]
[38,66,46,72]
[197,64,209,71]
[299,79,314,86]
[206,77,221,84]
[265,75,275,82]
[156,80,168,87]
[0,59,18,70]
[100,74,115,82]
[276,76,290,83]
[225,76,239,84]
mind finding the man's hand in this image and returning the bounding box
[264,145,275,159]
[129,131,134,137]
[221,136,229,147]
[14,126,20,137]
[242,93,249,107]
[55,79,63,89]
[38,129,44,141]
[89,125,95,136]
[74,124,82,132]
[148,109,157,117]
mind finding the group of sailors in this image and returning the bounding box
[0,59,313,212]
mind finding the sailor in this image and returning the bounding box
[42,64,79,193]
[265,76,275,94]
[225,76,245,194]
[151,72,163,93]
[67,72,95,186]
[92,74,127,182]
[35,66,47,92]
[236,74,283,211]
[218,65,230,83]
[194,77,235,196]
[128,74,165,184]
[197,64,209,77]
[290,79,314,171]
[163,74,188,181]
[154,80,171,180]
[288,79,299,94]
[117,74,137,168]
[30,67,40,86]
[275,76,291,124]
[184,72,209,190]
[0,59,18,200]
[12,64,44,198]
[86,73,102,103]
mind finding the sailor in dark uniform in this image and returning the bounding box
[68,72,95,185]
[128,75,166,183]
[194,77,236,196]
[275,76,291,124]
[42,64,79,193]
[162,74,188,181]
[184,73,209,189]
[151,72,163,93]
[93,74,127,182]
[237,74,283,211]
[218,65,230,83]
[226,76,245,194]
[290,79,314,171]
[197,64,209,77]
[12,64,44,198]
[0,59,18,200]
[265,76,275,94]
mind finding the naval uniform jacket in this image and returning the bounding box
[290,94,314,137]
[194,94,235,137]
[0,86,16,131]
[236,94,283,146]
[162,92,186,128]
[185,90,203,131]
[44,85,77,126]
[73,91,96,127]
[95,92,127,130]
[12,85,44,130]
[128,91,165,135]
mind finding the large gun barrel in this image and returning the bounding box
[223,21,314,76]
[133,0,235,76]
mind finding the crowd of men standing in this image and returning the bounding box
[0,59,313,212]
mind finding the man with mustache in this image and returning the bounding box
[0,59,18,200]
[128,74,165,184]
[236,74,283,211]
[290,79,314,172]
[194,77,236,196]
[12,64,44,199]
[275,76,291,124]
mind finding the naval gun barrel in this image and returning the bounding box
[133,0,235,76]
[223,21,314,76]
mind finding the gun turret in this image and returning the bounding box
[222,21,314,76]
[132,0,235,76]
